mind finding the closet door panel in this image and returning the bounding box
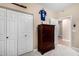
[0,8,6,56]
[25,14,33,52]
[0,41,6,56]
[7,40,17,56]
[18,13,33,55]
[6,10,17,56]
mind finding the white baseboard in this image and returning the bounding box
[72,47,79,52]
[33,49,37,52]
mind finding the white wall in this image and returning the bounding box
[50,18,59,45]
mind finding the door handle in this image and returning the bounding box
[25,35,27,37]
[6,37,8,39]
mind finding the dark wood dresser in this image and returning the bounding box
[38,24,55,54]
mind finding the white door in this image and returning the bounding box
[0,8,6,56]
[6,10,17,56]
[18,13,33,55]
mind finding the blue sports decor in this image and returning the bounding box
[39,8,47,23]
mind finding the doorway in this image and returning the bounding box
[58,16,72,47]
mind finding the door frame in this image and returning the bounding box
[59,16,72,47]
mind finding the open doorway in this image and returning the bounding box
[58,16,72,47]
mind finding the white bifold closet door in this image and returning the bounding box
[6,10,17,56]
[0,8,33,56]
[0,8,6,56]
[18,13,33,55]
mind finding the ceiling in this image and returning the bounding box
[38,3,73,12]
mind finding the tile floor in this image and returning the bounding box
[21,44,79,56]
